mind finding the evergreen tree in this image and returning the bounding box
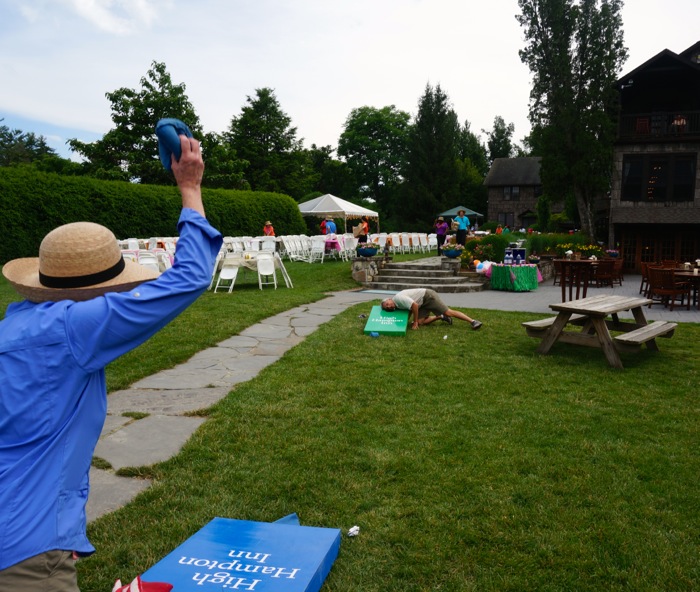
[401,83,461,229]
[483,115,516,163]
[517,0,627,236]
[226,88,311,198]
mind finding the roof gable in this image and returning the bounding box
[618,42,700,85]
[484,157,541,186]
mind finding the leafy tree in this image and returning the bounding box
[337,105,410,207]
[69,61,204,184]
[225,88,313,198]
[401,83,461,229]
[516,0,627,237]
[483,115,516,163]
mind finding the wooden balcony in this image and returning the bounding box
[618,111,700,142]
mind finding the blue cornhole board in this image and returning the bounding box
[363,305,409,335]
[141,516,341,591]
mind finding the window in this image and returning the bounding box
[622,153,696,202]
[498,212,515,227]
[502,186,520,200]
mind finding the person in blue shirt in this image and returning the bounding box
[324,217,337,234]
[453,209,471,246]
[0,135,222,589]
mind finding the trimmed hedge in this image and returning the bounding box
[0,168,307,263]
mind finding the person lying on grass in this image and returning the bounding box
[381,288,482,331]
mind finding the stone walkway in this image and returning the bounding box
[87,290,378,522]
[88,265,699,522]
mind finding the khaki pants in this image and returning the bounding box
[0,550,78,592]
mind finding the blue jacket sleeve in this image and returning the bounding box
[66,209,223,372]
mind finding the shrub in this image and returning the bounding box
[0,168,306,263]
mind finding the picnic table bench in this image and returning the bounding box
[522,294,677,369]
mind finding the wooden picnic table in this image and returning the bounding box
[522,294,677,369]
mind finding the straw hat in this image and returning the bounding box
[264,221,272,225]
[437,216,444,221]
[2,222,159,303]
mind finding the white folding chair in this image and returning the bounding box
[418,233,429,253]
[261,238,276,253]
[400,233,411,253]
[257,254,277,289]
[214,259,239,293]
[308,236,325,263]
[156,251,172,272]
[137,251,160,274]
[208,249,225,290]
[389,233,401,254]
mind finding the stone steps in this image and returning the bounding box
[366,256,488,293]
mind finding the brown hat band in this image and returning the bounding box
[39,258,125,289]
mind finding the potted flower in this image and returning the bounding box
[527,253,540,264]
[605,249,619,258]
[442,243,465,258]
[356,242,379,257]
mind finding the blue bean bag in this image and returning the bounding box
[155,118,193,171]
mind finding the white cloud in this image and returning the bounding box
[65,0,166,35]
[1,0,698,160]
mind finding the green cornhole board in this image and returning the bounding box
[363,305,409,336]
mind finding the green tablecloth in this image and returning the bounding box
[490,264,540,292]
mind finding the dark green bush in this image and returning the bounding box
[0,168,306,262]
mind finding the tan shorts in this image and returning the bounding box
[417,289,448,319]
[0,550,78,592]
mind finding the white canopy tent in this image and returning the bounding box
[298,194,380,232]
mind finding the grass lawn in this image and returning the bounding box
[1,254,699,591]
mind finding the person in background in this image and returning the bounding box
[325,216,337,234]
[434,216,449,255]
[320,218,327,235]
[357,215,370,244]
[381,288,482,331]
[502,225,511,234]
[495,224,503,235]
[263,220,275,236]
[453,209,470,246]
[0,135,222,590]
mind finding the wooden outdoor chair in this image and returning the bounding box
[639,261,653,297]
[559,260,593,302]
[552,259,562,286]
[647,267,690,311]
[611,258,624,286]
[593,259,615,287]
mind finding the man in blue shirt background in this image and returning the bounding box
[0,135,222,590]
[324,216,337,234]
[453,209,471,246]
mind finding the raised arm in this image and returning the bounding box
[171,135,205,218]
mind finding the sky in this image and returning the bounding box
[1,0,698,161]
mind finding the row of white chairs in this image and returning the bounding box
[121,249,172,273]
[368,232,436,254]
[119,237,177,254]
[222,236,277,253]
